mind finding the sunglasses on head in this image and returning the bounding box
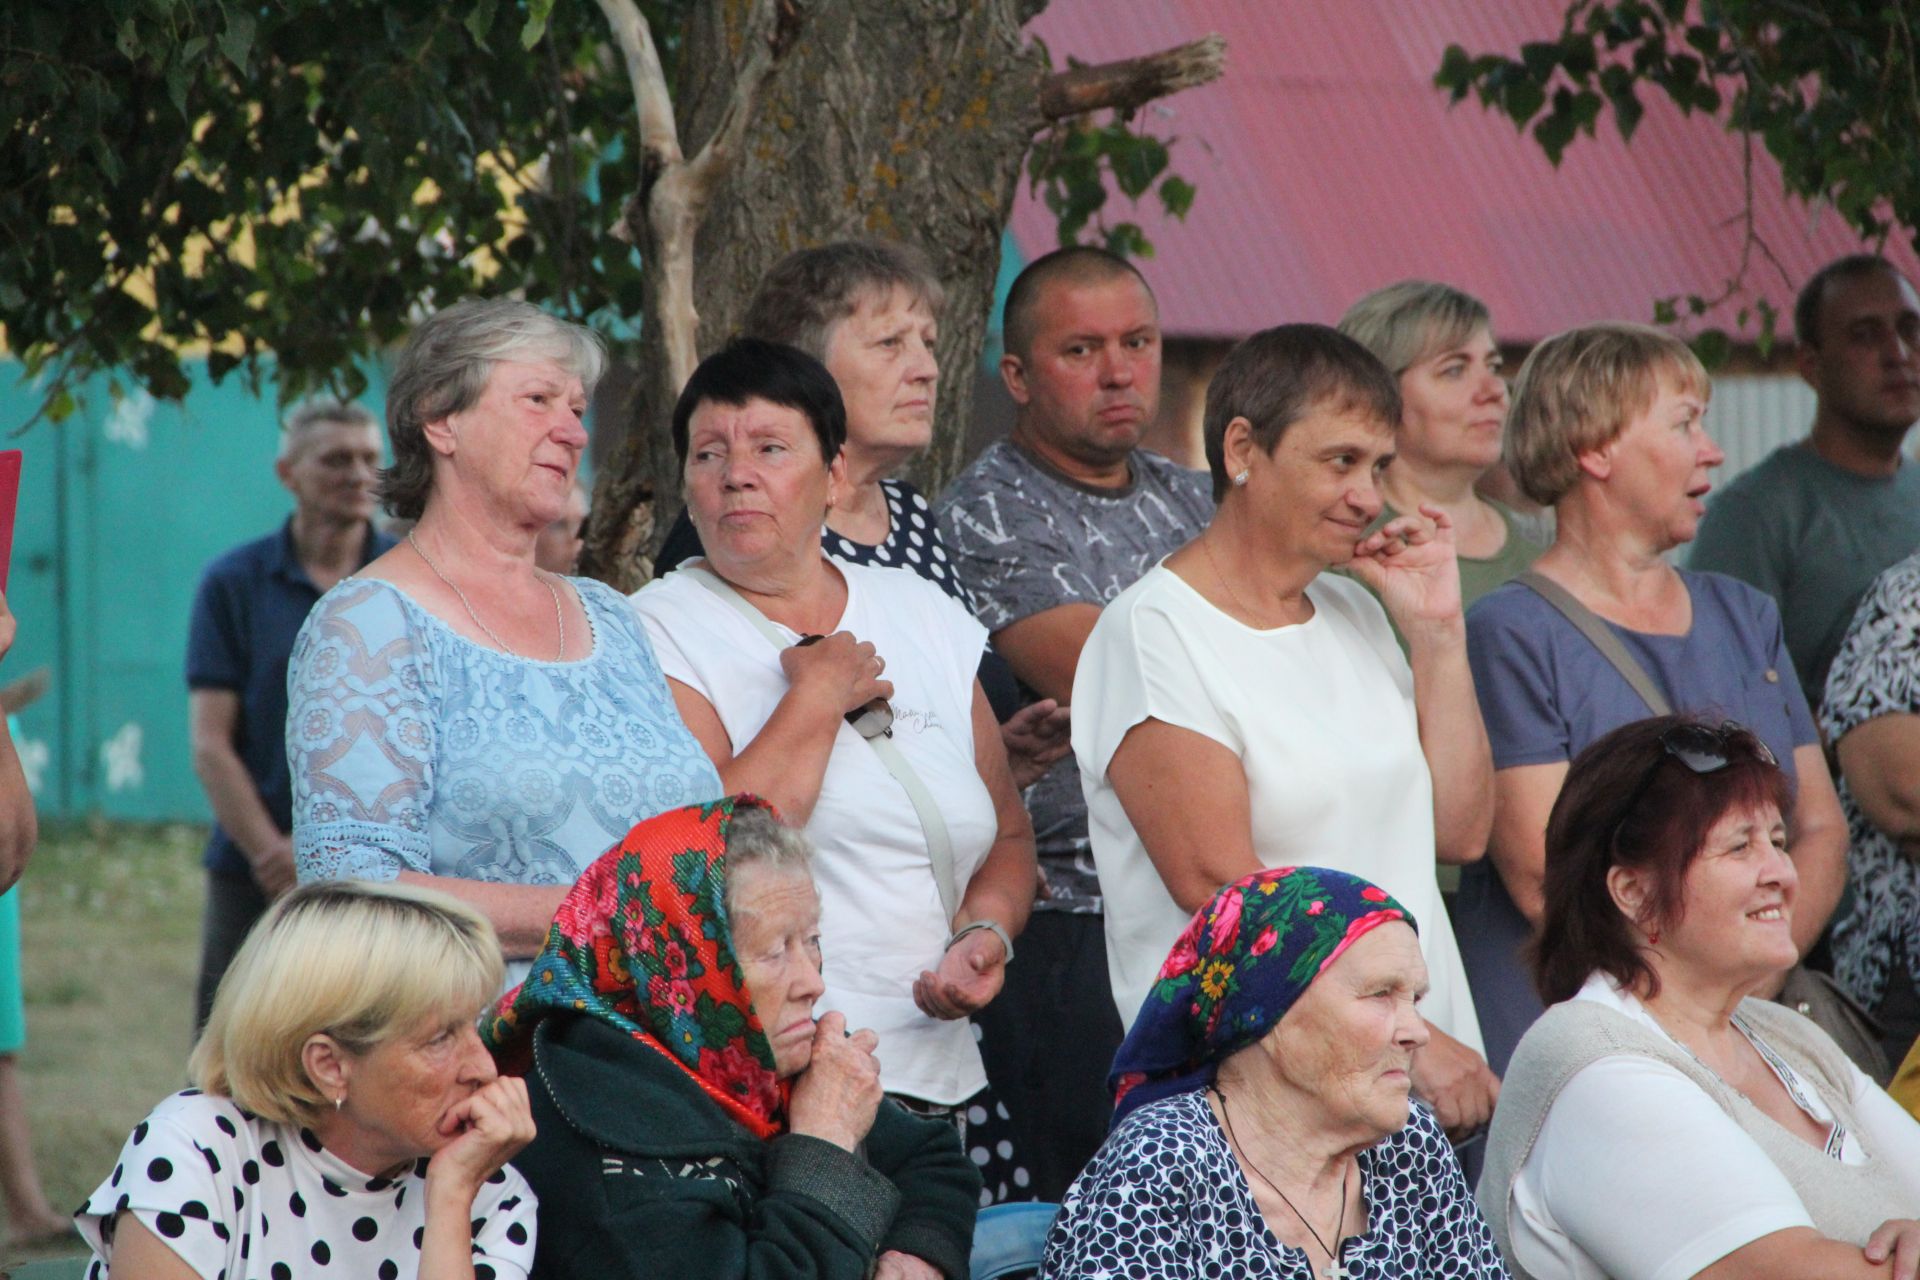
[1611,721,1776,848]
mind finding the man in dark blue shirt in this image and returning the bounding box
[184,401,391,1030]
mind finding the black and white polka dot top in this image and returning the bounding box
[77,1090,538,1280]
[1041,1091,1509,1278]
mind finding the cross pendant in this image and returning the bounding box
[1321,1260,1346,1280]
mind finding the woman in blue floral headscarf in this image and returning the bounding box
[1043,866,1508,1280]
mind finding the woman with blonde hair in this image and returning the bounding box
[1461,323,1848,1075]
[77,879,539,1279]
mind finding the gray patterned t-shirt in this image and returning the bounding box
[936,440,1212,912]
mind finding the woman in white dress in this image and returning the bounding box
[1073,323,1500,1138]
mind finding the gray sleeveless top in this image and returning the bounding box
[1479,994,1912,1279]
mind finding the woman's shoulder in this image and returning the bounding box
[1678,567,1784,632]
[122,1089,274,1166]
[1093,1090,1224,1176]
[306,574,421,637]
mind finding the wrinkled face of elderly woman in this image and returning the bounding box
[1258,922,1430,1139]
[684,396,843,574]
[729,862,828,1079]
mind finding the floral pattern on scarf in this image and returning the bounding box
[1110,866,1416,1124]
[485,795,791,1139]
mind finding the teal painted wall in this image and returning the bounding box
[6,362,387,822]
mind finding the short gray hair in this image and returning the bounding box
[381,298,608,520]
[722,804,816,921]
[1338,281,1492,378]
[279,399,378,463]
[743,240,945,361]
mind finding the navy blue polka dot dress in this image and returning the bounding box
[1041,1092,1508,1278]
[76,1090,538,1279]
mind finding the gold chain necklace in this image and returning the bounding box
[1201,532,1274,626]
[408,531,565,661]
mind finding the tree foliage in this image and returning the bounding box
[2,0,1211,432]
[2,0,677,419]
[1436,0,1920,355]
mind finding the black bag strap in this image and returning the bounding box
[1515,571,1673,717]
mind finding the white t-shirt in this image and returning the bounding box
[1072,565,1481,1050]
[632,558,997,1104]
[1509,974,1920,1280]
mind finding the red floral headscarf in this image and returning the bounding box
[485,796,791,1139]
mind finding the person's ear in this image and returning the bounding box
[273,453,297,492]
[1794,340,1821,392]
[1220,416,1257,481]
[825,449,849,509]
[301,1034,352,1104]
[1574,436,1616,483]
[421,411,459,461]
[1606,865,1655,934]
[999,352,1030,406]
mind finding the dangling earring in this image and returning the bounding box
[334,1094,345,1112]
[1232,469,1250,487]
[1647,930,1660,946]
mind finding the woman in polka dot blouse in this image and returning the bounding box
[76,881,539,1280]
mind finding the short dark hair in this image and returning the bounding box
[1794,254,1907,348]
[743,239,945,361]
[1533,715,1794,1005]
[669,339,847,466]
[1001,246,1153,363]
[1201,324,1401,500]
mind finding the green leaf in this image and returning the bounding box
[1158,175,1196,220]
[220,9,255,69]
[521,0,556,50]
[1691,329,1732,369]
[1503,76,1546,126]
[464,0,498,48]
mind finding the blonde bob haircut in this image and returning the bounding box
[189,880,503,1128]
[1338,280,1492,378]
[1503,322,1709,507]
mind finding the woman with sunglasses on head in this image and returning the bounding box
[1480,716,1920,1280]
[628,340,1036,1144]
[1459,324,1848,1076]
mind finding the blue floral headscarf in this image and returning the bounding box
[1110,865,1417,1124]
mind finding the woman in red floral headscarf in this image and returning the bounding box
[486,796,981,1280]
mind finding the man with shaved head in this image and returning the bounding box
[1691,255,1920,707]
[937,246,1211,1198]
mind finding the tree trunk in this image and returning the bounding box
[580,0,1051,589]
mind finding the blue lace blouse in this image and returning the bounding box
[288,576,722,890]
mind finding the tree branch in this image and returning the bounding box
[686,0,786,200]
[1037,33,1226,123]
[593,0,682,164]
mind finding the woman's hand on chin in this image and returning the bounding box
[788,1012,883,1152]
[424,1076,536,1201]
[1345,505,1466,632]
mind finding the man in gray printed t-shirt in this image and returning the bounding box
[937,246,1211,1200]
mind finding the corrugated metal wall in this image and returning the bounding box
[5,362,387,821]
[1704,374,1817,477]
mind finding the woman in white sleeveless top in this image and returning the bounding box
[1480,716,1920,1280]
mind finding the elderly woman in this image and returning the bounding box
[78,880,538,1279]
[1339,280,1546,614]
[1460,323,1849,1075]
[654,239,1050,762]
[1043,867,1506,1278]
[1823,547,1920,1066]
[1073,323,1499,1137]
[630,339,1037,1132]
[488,797,980,1279]
[1480,717,1920,1280]
[288,299,722,984]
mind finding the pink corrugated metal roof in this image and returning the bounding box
[1011,0,1920,343]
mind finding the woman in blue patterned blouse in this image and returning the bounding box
[287,298,723,985]
[1043,867,1506,1280]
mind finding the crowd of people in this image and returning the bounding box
[10,240,1920,1278]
